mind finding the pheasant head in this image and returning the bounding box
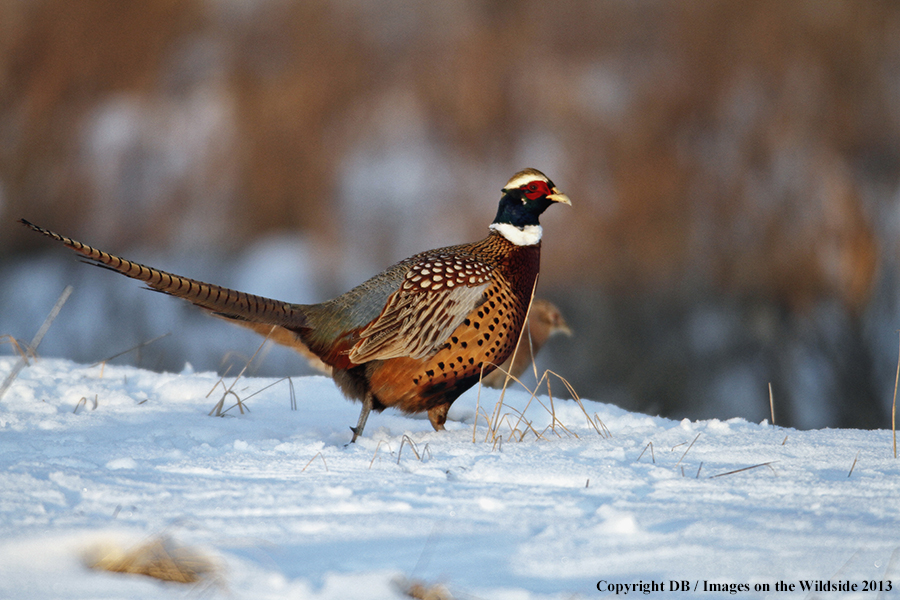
[490,168,571,246]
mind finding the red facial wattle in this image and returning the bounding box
[522,180,552,200]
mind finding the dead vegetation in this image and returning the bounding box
[0,286,72,401]
[473,364,610,447]
[394,577,455,600]
[84,535,219,586]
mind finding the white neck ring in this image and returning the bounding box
[489,223,542,246]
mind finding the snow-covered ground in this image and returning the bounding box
[1,355,899,599]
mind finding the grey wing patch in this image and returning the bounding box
[348,255,492,363]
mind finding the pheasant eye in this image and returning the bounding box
[522,180,549,200]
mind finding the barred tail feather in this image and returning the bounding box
[19,219,308,329]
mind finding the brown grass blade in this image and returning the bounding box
[90,332,171,369]
[637,441,655,463]
[208,326,276,416]
[0,285,73,401]
[676,433,701,466]
[892,331,899,459]
[300,451,328,473]
[708,461,777,479]
[85,535,217,585]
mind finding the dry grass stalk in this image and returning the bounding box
[536,424,554,440]
[232,376,296,414]
[892,331,899,459]
[500,404,545,441]
[208,387,247,416]
[368,440,385,469]
[0,285,72,401]
[473,405,493,442]
[513,368,607,440]
[506,377,539,435]
[593,415,612,438]
[85,535,216,585]
[708,461,777,479]
[397,435,430,464]
[545,369,609,438]
[676,433,701,466]
[848,450,861,478]
[768,382,775,426]
[73,394,98,414]
[208,326,276,416]
[637,441,655,463]
[528,374,574,439]
[0,335,29,360]
[398,434,421,462]
[288,376,297,410]
[300,451,328,472]
[491,413,515,438]
[90,332,171,376]
[479,367,604,444]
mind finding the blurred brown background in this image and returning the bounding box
[2,0,899,429]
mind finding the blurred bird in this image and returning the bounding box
[21,168,570,441]
[480,298,572,388]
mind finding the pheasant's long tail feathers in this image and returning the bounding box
[20,219,308,329]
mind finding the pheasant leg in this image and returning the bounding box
[427,404,449,431]
[349,393,374,443]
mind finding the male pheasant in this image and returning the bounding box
[21,168,570,441]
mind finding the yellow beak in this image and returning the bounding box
[547,189,572,206]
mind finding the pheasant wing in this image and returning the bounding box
[348,254,492,363]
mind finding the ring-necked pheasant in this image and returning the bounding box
[480,298,572,389]
[20,168,570,441]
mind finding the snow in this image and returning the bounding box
[1,355,899,599]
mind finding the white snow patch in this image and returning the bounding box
[0,356,899,599]
[105,458,137,470]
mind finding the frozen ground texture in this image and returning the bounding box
[1,356,899,599]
